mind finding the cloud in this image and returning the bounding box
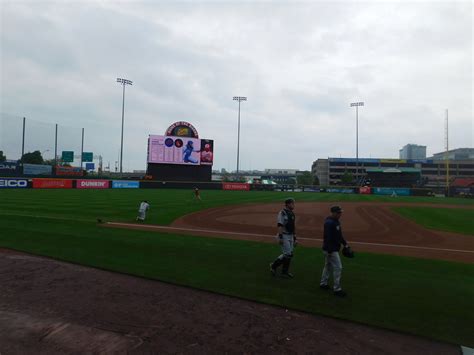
[1,0,472,171]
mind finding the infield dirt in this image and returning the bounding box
[109,202,474,263]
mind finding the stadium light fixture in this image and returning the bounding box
[233,96,247,175]
[350,101,364,183]
[117,77,133,174]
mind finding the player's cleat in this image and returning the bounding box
[269,264,276,276]
[333,290,347,297]
[97,218,104,224]
[280,272,294,279]
[319,284,330,290]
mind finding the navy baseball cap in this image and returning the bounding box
[330,205,343,213]
[285,198,295,205]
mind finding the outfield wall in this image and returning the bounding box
[1,177,473,197]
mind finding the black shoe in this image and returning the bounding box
[334,290,347,297]
[281,272,294,279]
[269,264,276,276]
[319,284,330,290]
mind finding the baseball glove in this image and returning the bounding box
[342,246,355,258]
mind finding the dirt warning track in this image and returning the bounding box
[0,249,459,354]
[108,202,474,263]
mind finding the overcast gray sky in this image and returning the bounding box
[1,0,472,172]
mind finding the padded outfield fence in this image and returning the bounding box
[1,177,472,197]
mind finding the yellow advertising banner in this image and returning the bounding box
[380,159,406,163]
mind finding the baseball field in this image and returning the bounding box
[1,189,473,350]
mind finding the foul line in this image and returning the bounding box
[0,212,92,223]
[107,222,474,255]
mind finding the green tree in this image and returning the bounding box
[234,175,247,183]
[296,171,314,185]
[313,175,320,186]
[0,151,6,162]
[21,151,44,164]
[341,170,353,185]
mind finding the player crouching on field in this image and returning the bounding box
[270,198,297,278]
[136,200,150,222]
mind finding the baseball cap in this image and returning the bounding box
[285,198,295,205]
[330,205,343,213]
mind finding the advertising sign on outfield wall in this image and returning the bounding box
[359,186,371,194]
[304,187,322,192]
[372,187,410,196]
[76,179,110,189]
[112,180,139,189]
[0,161,21,176]
[453,187,474,196]
[33,179,73,189]
[326,188,355,194]
[56,166,83,176]
[0,178,29,188]
[222,182,250,191]
[23,163,53,176]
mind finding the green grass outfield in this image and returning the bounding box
[393,206,474,235]
[0,189,473,345]
[0,188,473,225]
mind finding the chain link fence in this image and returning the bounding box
[0,113,109,175]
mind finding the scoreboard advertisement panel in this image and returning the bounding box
[148,135,214,166]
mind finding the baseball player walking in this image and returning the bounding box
[136,200,150,222]
[320,205,350,297]
[270,198,297,278]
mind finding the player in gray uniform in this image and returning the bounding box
[270,198,297,278]
[136,200,150,222]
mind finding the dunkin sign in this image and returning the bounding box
[76,179,110,189]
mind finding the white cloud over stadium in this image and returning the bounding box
[1,0,472,171]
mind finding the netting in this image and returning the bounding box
[0,113,84,166]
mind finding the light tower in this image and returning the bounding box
[117,78,133,174]
[233,96,247,175]
[350,101,364,183]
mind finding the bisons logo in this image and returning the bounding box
[165,121,199,138]
[176,127,190,136]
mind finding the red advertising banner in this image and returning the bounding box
[55,166,83,176]
[33,178,73,189]
[76,179,110,189]
[359,186,371,195]
[222,182,250,191]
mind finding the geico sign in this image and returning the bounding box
[0,179,28,188]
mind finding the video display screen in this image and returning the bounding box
[147,135,213,166]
